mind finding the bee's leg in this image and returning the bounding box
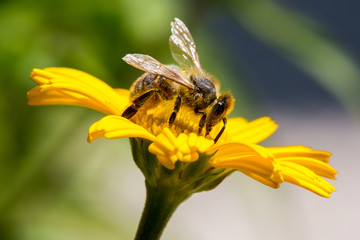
[121,90,157,119]
[194,108,207,135]
[214,118,227,143]
[169,94,182,126]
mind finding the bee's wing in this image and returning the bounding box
[123,54,194,89]
[169,18,202,73]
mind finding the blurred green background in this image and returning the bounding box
[1,0,359,239]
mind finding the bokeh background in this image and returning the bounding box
[1,0,359,239]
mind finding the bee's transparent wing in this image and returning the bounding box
[123,54,194,89]
[169,18,202,73]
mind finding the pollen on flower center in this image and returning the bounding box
[130,99,205,137]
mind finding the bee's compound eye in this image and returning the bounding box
[214,101,225,114]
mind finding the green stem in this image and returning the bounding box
[135,181,190,240]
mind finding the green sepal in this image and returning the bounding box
[129,137,233,194]
[129,137,233,239]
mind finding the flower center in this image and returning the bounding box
[130,99,202,137]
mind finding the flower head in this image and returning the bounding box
[27,67,337,197]
[27,17,337,198]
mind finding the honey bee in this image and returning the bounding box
[122,18,234,143]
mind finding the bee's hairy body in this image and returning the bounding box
[121,18,234,142]
[130,73,177,102]
[123,70,233,140]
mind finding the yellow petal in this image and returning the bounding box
[266,145,336,179]
[195,136,214,153]
[114,88,131,98]
[277,157,337,180]
[148,128,181,169]
[188,132,198,150]
[267,146,331,163]
[258,145,337,197]
[148,129,213,169]
[241,170,281,189]
[281,161,336,192]
[219,117,278,144]
[209,140,336,198]
[28,68,130,115]
[148,142,168,157]
[27,86,113,114]
[87,115,155,142]
[161,128,179,151]
[148,128,180,160]
[177,133,192,154]
[209,143,276,177]
[280,162,335,198]
[156,155,177,170]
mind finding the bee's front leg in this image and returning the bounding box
[214,118,227,143]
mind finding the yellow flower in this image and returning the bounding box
[27,67,337,197]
